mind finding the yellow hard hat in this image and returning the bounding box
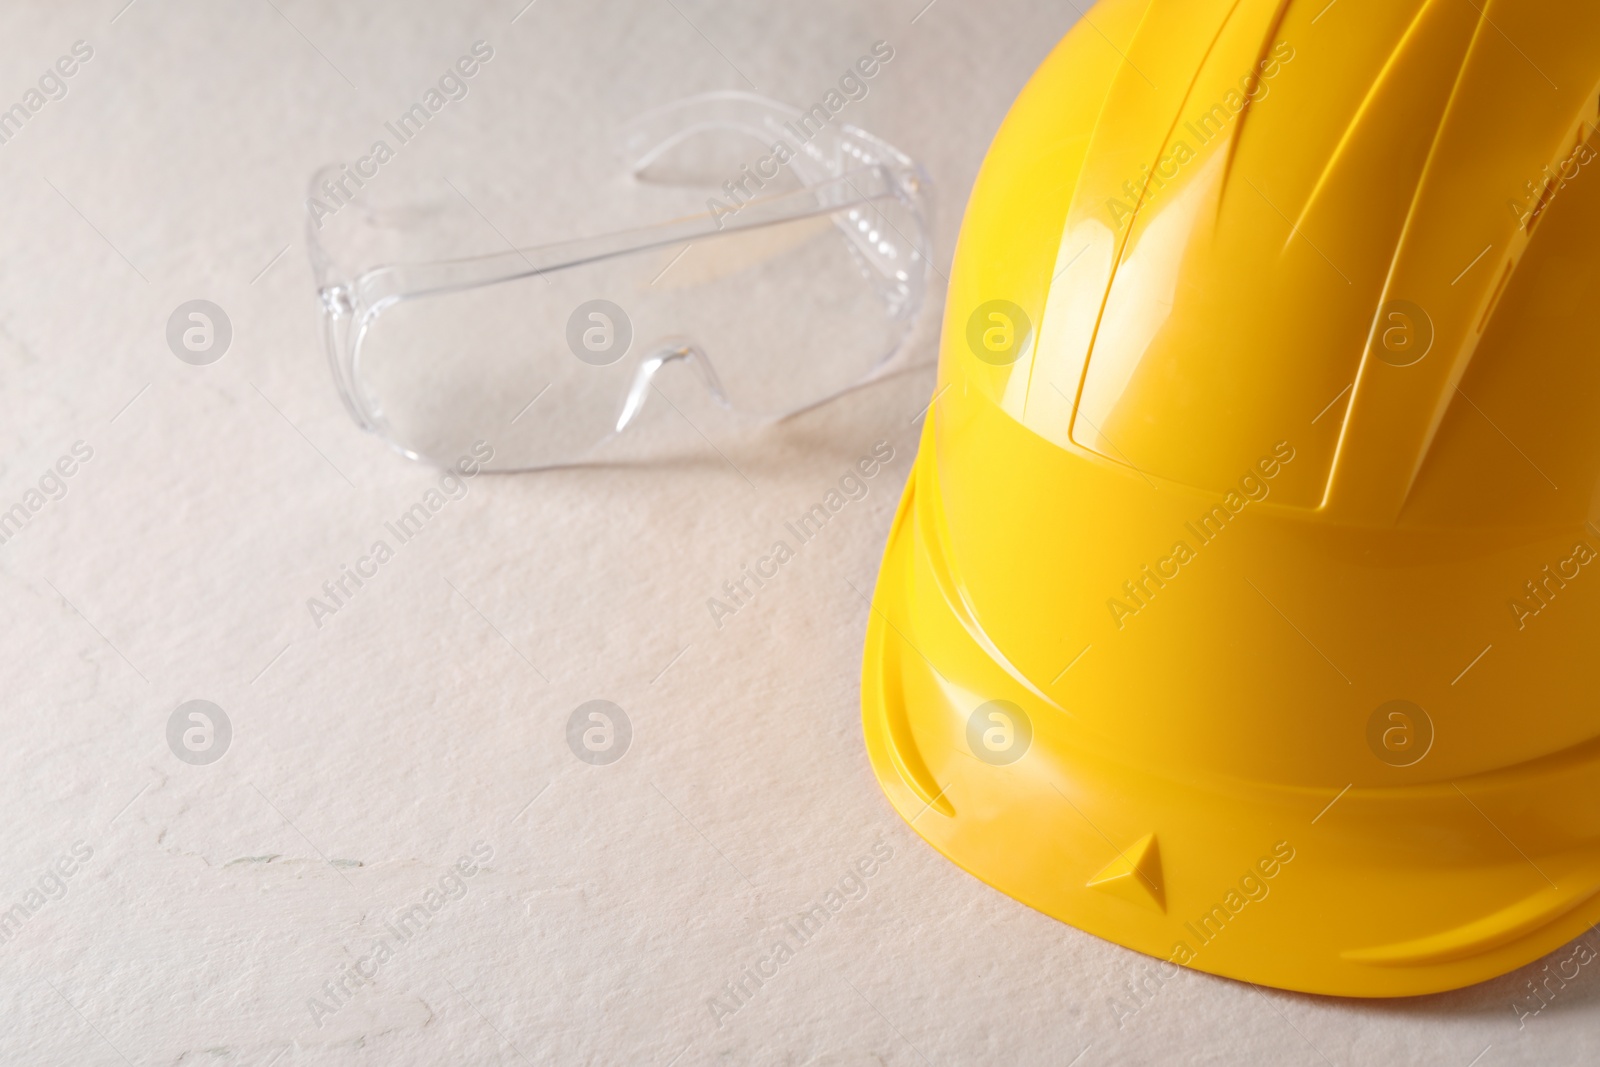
[863,0,1600,997]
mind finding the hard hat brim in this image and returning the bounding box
[862,425,1600,997]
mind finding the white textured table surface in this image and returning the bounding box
[1,1,1596,1064]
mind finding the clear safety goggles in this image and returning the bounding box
[307,92,932,471]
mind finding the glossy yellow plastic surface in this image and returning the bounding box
[863,0,1600,996]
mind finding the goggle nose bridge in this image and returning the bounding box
[613,338,729,434]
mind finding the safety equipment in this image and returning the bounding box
[862,0,1600,997]
[308,93,930,470]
